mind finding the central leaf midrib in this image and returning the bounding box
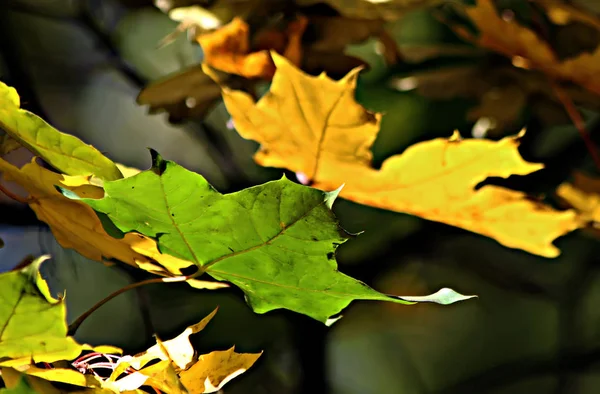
[202,199,326,271]
[160,176,201,266]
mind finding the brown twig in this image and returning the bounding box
[67,274,197,336]
[551,81,600,171]
[0,182,29,204]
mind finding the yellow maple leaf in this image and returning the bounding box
[178,347,261,394]
[0,157,228,284]
[556,172,600,224]
[222,52,580,257]
[451,0,600,95]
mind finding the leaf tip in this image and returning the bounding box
[26,254,52,273]
[150,149,167,175]
[324,184,344,210]
[449,130,463,142]
[395,287,477,305]
[325,315,343,327]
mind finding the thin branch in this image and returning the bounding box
[551,82,600,171]
[0,182,29,204]
[67,274,197,336]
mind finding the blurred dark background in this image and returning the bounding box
[3,0,600,393]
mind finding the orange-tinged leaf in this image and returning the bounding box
[196,16,307,80]
[178,347,261,394]
[0,157,201,277]
[556,172,600,224]
[222,52,580,257]
[452,0,600,95]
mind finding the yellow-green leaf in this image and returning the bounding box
[0,256,82,367]
[0,82,123,181]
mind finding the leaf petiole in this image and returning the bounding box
[67,270,203,336]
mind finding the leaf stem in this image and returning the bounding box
[0,182,29,204]
[67,273,198,336]
[551,82,600,171]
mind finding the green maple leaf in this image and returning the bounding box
[0,82,122,181]
[0,256,82,366]
[72,151,474,323]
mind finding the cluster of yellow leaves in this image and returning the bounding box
[2,309,260,394]
[222,52,581,257]
[451,0,600,95]
[0,156,225,289]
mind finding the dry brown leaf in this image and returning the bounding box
[451,0,600,95]
[0,157,222,280]
[222,52,580,257]
[179,347,262,394]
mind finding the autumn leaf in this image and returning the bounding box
[136,65,224,123]
[70,150,474,322]
[116,308,219,372]
[196,16,307,79]
[536,0,600,30]
[0,133,21,156]
[179,347,261,394]
[0,367,137,394]
[0,82,123,181]
[104,309,256,393]
[0,256,82,367]
[1,369,60,394]
[0,156,227,286]
[104,360,187,394]
[0,374,37,394]
[556,172,600,225]
[11,366,103,388]
[450,0,600,95]
[221,52,580,257]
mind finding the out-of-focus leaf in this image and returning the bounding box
[0,375,36,394]
[222,52,580,257]
[0,369,60,394]
[0,82,123,181]
[0,134,21,156]
[556,172,600,227]
[196,16,306,79]
[451,0,600,95]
